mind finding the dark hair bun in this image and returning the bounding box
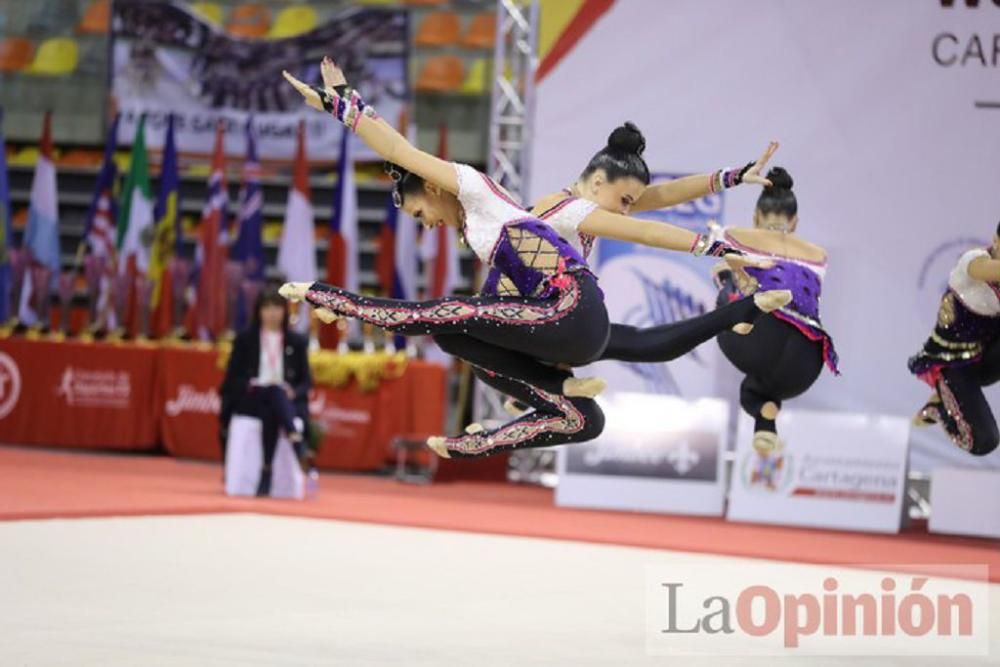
[766,167,793,191]
[607,122,645,156]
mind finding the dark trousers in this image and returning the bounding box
[600,296,761,363]
[935,338,1000,456]
[234,384,304,467]
[307,273,610,456]
[717,315,824,434]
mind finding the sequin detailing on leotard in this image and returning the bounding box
[442,384,586,456]
[305,275,583,330]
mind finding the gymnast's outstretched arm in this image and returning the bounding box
[967,256,1000,282]
[283,58,458,194]
[631,141,779,212]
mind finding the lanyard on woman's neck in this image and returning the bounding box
[263,331,283,378]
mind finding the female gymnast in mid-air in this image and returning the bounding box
[280,58,767,458]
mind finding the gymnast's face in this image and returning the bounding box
[581,170,646,215]
[259,302,285,332]
[991,235,1000,258]
[403,183,463,231]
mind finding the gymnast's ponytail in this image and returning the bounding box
[756,166,797,218]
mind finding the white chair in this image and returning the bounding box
[224,415,305,499]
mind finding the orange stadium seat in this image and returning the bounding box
[0,38,35,73]
[461,12,496,49]
[77,0,111,34]
[415,55,464,93]
[414,11,460,47]
[227,4,271,39]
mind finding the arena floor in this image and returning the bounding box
[1,447,998,666]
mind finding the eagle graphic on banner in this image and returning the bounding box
[619,269,710,395]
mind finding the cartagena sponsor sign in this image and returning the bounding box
[727,410,910,533]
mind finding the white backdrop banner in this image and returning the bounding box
[726,410,910,533]
[556,394,728,516]
[533,0,1000,472]
[111,1,408,160]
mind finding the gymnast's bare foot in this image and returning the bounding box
[426,436,451,458]
[279,282,311,303]
[563,376,606,398]
[912,392,942,427]
[503,397,528,417]
[752,430,782,455]
[465,423,485,434]
[754,289,792,313]
[314,308,340,324]
[732,290,793,334]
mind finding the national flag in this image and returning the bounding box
[375,111,418,350]
[420,124,460,364]
[376,197,420,350]
[0,108,13,322]
[80,113,120,329]
[194,121,229,339]
[318,125,358,348]
[421,124,459,299]
[230,117,264,330]
[116,114,154,276]
[276,120,317,334]
[18,111,61,326]
[376,198,403,299]
[82,114,119,262]
[393,201,418,302]
[149,114,180,337]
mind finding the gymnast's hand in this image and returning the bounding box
[723,253,771,288]
[740,141,780,187]
[703,235,773,286]
[283,56,347,110]
[320,56,347,92]
[283,70,327,111]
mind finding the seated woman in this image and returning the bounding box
[220,286,312,495]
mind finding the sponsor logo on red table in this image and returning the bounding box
[165,384,220,416]
[56,367,131,409]
[0,352,22,419]
[308,391,371,435]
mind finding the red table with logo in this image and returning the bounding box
[0,337,159,450]
[0,338,448,471]
[157,346,448,470]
